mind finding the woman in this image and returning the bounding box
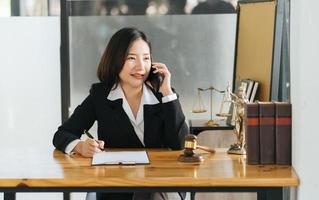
[53,27,188,199]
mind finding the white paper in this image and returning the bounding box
[92,151,150,165]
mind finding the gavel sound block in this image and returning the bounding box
[178,134,215,163]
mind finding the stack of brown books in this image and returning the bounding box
[245,102,292,165]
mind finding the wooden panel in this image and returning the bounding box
[0,147,299,188]
[236,1,276,101]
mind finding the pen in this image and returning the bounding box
[84,130,94,139]
[84,130,104,150]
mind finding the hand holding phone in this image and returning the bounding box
[147,63,173,96]
[147,66,163,91]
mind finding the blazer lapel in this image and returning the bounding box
[104,98,144,147]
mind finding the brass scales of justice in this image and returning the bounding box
[192,86,231,127]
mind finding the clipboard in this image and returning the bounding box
[92,151,150,166]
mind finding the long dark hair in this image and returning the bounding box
[97,27,152,90]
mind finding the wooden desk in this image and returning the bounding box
[0,147,299,200]
[189,119,234,135]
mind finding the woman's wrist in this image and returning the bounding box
[160,87,173,96]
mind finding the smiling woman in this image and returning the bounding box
[53,27,188,200]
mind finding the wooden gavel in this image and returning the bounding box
[178,134,215,162]
[183,134,215,156]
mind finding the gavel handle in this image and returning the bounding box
[197,145,215,153]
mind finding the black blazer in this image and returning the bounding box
[53,82,188,152]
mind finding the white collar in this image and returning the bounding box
[107,83,160,105]
[107,83,159,126]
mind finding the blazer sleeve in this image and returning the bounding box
[160,98,188,150]
[53,87,96,152]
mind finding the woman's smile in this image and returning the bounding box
[131,73,144,79]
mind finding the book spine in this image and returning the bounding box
[259,102,275,164]
[245,103,260,164]
[275,102,292,165]
[246,80,254,100]
[249,82,259,102]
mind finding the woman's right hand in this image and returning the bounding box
[74,138,105,157]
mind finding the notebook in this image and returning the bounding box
[92,151,150,165]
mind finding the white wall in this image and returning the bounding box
[291,1,319,199]
[0,17,61,199]
[0,17,61,148]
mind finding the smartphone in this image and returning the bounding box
[146,66,163,92]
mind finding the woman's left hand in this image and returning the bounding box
[151,62,173,96]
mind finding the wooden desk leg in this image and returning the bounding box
[4,192,15,200]
[63,192,70,200]
[257,187,283,200]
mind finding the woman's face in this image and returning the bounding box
[119,38,151,89]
